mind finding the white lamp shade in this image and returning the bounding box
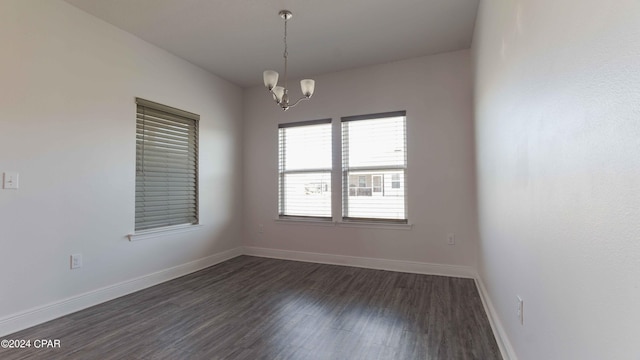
[272,86,285,103]
[263,70,279,89]
[300,79,315,97]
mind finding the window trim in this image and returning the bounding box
[136,98,200,121]
[278,118,332,128]
[341,110,407,122]
[128,223,203,242]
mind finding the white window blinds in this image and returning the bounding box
[342,111,407,222]
[135,98,199,231]
[278,119,332,219]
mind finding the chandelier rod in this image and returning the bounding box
[283,14,288,90]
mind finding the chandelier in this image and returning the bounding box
[263,10,315,111]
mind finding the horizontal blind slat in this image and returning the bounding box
[136,137,196,150]
[135,217,196,230]
[136,122,190,137]
[135,206,196,216]
[136,130,191,144]
[137,168,196,175]
[136,170,196,176]
[136,212,195,222]
[136,123,192,139]
[136,115,192,129]
[137,106,198,124]
[136,154,197,164]
[136,159,197,169]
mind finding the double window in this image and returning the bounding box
[278,111,407,223]
[135,98,199,231]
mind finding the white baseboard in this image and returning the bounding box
[0,246,243,337]
[474,274,518,360]
[243,246,476,279]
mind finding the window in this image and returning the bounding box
[135,98,199,231]
[342,111,407,222]
[278,119,332,219]
[372,175,382,193]
[277,112,407,224]
[391,174,401,189]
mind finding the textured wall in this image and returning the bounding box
[0,0,243,331]
[472,0,640,358]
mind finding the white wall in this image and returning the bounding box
[0,0,243,333]
[473,0,640,359]
[243,50,478,268]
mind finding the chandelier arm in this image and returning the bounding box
[288,96,310,109]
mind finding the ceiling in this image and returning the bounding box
[64,0,479,88]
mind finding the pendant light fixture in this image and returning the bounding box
[263,10,315,111]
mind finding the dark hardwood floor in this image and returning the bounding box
[1,256,501,360]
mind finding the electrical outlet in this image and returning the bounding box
[447,233,455,245]
[258,224,264,233]
[71,254,83,269]
[517,296,524,325]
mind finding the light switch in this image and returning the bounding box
[3,172,19,189]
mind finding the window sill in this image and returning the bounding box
[273,218,413,230]
[337,221,413,230]
[127,223,202,241]
[274,218,336,227]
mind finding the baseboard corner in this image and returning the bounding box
[473,273,518,360]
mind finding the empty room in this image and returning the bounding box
[0,0,638,359]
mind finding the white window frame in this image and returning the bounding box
[341,111,408,224]
[276,111,409,227]
[278,119,333,221]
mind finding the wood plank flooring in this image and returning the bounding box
[1,256,501,360]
